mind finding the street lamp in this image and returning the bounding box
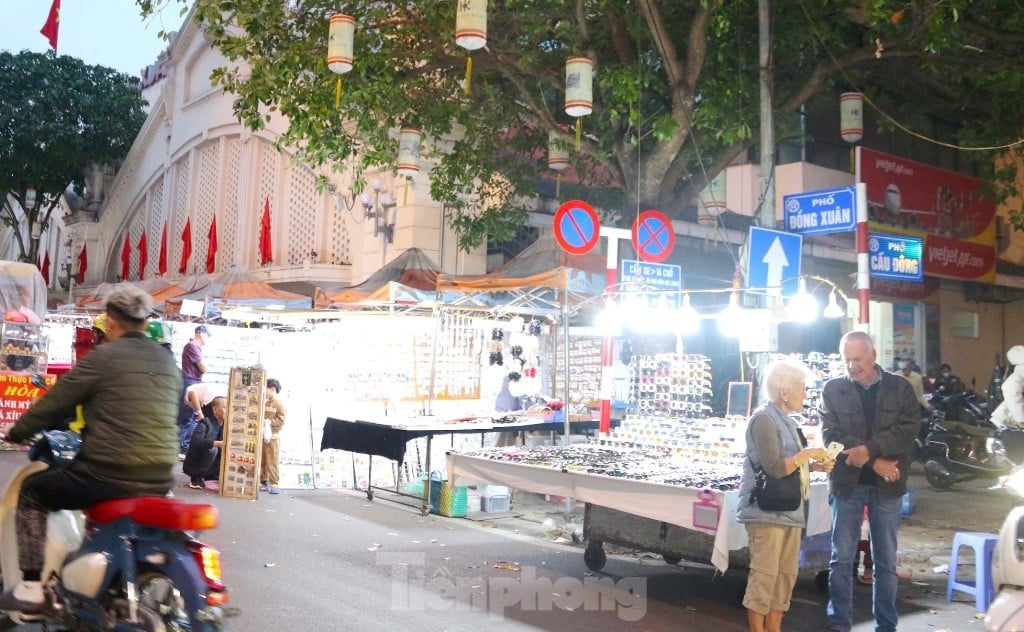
[360,180,396,243]
[60,254,78,304]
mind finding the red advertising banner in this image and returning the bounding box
[857,147,996,283]
[0,372,56,438]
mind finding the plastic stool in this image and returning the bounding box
[946,531,998,612]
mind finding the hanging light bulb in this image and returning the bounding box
[596,299,621,336]
[789,278,819,323]
[824,289,845,318]
[674,293,701,336]
[718,291,745,336]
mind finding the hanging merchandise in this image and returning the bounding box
[396,127,422,178]
[698,171,727,225]
[327,14,356,107]
[455,0,487,94]
[840,92,864,143]
[564,56,593,149]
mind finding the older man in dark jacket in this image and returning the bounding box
[0,284,181,614]
[821,330,920,632]
[183,396,226,489]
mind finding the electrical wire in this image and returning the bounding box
[797,0,1024,152]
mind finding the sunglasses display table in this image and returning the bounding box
[320,415,606,514]
[446,444,831,575]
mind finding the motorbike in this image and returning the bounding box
[986,498,1024,631]
[915,409,1015,489]
[0,376,227,630]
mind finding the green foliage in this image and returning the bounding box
[0,51,146,261]
[136,1,1024,249]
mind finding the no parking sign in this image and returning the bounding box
[631,210,675,262]
[552,200,600,255]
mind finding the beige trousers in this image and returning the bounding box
[742,522,801,614]
[260,435,280,486]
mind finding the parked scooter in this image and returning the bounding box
[986,499,1024,630]
[0,377,227,630]
[915,409,1014,489]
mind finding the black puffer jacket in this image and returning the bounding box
[10,331,181,482]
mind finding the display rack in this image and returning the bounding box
[220,366,267,500]
[631,352,714,418]
[0,321,48,373]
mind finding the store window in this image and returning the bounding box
[950,310,980,339]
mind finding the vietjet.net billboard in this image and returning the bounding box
[857,146,996,283]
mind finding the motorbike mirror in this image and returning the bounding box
[30,374,47,391]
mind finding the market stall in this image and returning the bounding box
[321,414,596,513]
[163,266,311,318]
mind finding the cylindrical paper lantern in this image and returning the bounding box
[698,171,727,217]
[397,127,422,178]
[564,57,593,117]
[548,130,569,171]
[455,0,487,51]
[840,92,863,143]
[328,14,356,74]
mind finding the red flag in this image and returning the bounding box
[158,222,168,275]
[120,234,131,280]
[76,244,87,284]
[40,0,60,50]
[41,251,50,284]
[259,198,273,266]
[179,218,192,274]
[206,216,218,273]
[137,229,148,279]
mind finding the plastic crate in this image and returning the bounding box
[482,494,510,512]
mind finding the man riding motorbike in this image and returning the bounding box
[0,284,181,614]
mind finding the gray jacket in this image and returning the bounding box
[736,402,807,527]
[820,365,920,498]
[10,331,181,482]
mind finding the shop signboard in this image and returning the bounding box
[869,233,924,282]
[746,227,802,296]
[0,372,55,440]
[220,366,266,500]
[857,146,996,282]
[782,186,857,235]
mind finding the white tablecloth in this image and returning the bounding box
[447,451,830,573]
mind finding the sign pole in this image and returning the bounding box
[597,227,630,435]
[856,182,871,332]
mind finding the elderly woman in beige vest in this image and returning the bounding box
[736,359,834,632]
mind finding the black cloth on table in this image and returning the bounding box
[321,417,432,463]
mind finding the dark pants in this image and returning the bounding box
[17,464,171,574]
[178,376,201,452]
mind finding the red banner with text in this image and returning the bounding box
[0,372,56,440]
[857,147,996,283]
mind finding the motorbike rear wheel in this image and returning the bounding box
[137,571,191,631]
[924,460,955,489]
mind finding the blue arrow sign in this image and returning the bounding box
[869,233,923,282]
[783,186,857,235]
[747,227,802,295]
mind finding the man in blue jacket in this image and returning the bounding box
[821,331,920,632]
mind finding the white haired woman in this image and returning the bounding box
[736,359,834,632]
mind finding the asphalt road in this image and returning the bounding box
[0,451,1014,631]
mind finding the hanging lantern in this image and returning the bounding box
[396,127,422,178]
[30,220,42,240]
[328,14,356,106]
[565,56,593,150]
[547,130,569,172]
[564,57,593,117]
[698,171,727,219]
[840,92,863,143]
[455,0,487,50]
[455,0,487,94]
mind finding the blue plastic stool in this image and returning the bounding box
[946,531,998,612]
